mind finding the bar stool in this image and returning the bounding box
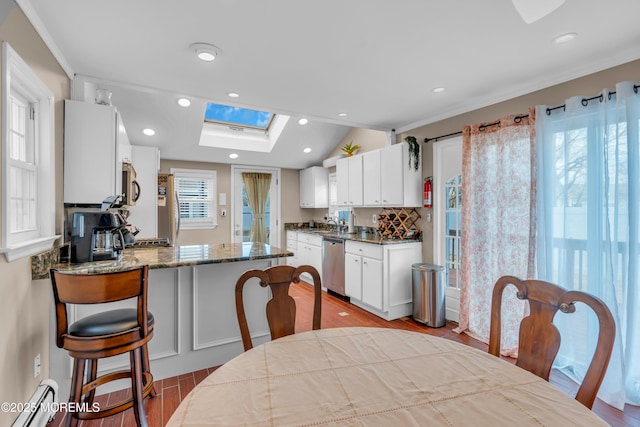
[50,265,156,427]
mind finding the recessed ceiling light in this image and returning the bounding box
[142,128,155,136]
[191,43,221,62]
[178,98,191,107]
[227,92,240,98]
[552,32,577,44]
[303,147,312,153]
[338,112,348,117]
[298,118,309,125]
[432,87,445,93]
[229,153,239,159]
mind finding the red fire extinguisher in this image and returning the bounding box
[423,178,432,208]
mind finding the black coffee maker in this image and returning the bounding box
[70,211,126,263]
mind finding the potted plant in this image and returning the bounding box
[340,141,361,157]
[404,135,420,171]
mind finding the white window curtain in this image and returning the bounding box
[535,81,639,409]
[455,112,536,353]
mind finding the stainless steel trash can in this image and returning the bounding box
[412,263,446,327]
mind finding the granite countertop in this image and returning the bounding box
[292,228,422,245]
[43,242,293,276]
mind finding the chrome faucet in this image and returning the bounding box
[326,219,343,233]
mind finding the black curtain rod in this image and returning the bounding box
[424,131,461,143]
[425,84,640,142]
[545,84,640,115]
[424,114,530,143]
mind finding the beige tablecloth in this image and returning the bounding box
[167,327,608,426]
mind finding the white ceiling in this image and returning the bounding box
[17,0,640,169]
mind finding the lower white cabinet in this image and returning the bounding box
[345,242,383,310]
[345,240,422,320]
[289,231,323,283]
[286,231,297,266]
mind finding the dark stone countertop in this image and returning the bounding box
[290,228,422,245]
[38,242,293,277]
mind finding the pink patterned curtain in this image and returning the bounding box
[455,109,536,356]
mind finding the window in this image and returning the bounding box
[444,175,462,289]
[1,42,57,261]
[172,168,217,229]
[204,103,275,132]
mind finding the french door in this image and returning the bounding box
[231,165,281,247]
[433,136,462,322]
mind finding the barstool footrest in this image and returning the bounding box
[76,371,154,420]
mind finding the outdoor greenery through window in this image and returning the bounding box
[172,168,217,229]
[204,103,275,131]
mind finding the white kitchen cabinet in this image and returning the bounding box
[344,241,383,310]
[336,155,363,207]
[362,257,383,310]
[380,144,405,206]
[299,166,328,208]
[362,150,382,206]
[340,144,421,208]
[362,144,421,208]
[286,231,297,266]
[128,146,160,238]
[295,232,323,283]
[345,240,422,320]
[344,252,362,300]
[64,100,131,204]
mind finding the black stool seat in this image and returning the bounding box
[69,309,154,337]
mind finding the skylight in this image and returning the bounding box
[204,103,275,131]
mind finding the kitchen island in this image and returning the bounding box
[47,242,292,401]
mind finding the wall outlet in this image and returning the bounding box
[372,214,377,224]
[34,353,41,378]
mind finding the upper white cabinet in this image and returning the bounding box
[299,166,329,208]
[128,146,160,238]
[362,151,382,206]
[336,155,363,207]
[341,143,421,208]
[379,144,405,206]
[64,100,131,204]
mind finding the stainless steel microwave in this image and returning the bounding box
[121,162,140,206]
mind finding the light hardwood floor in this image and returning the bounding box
[48,282,639,426]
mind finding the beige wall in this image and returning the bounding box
[160,160,310,247]
[311,127,389,227]
[400,59,640,263]
[0,6,69,425]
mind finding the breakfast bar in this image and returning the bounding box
[47,242,292,401]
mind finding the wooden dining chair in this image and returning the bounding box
[488,275,615,409]
[50,265,156,427]
[235,264,322,351]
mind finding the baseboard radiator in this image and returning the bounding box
[11,379,58,427]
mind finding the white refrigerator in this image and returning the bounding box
[157,173,179,245]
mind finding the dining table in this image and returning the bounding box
[166,327,608,426]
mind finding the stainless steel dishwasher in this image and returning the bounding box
[322,237,346,297]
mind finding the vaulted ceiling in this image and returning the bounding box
[17,0,640,168]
